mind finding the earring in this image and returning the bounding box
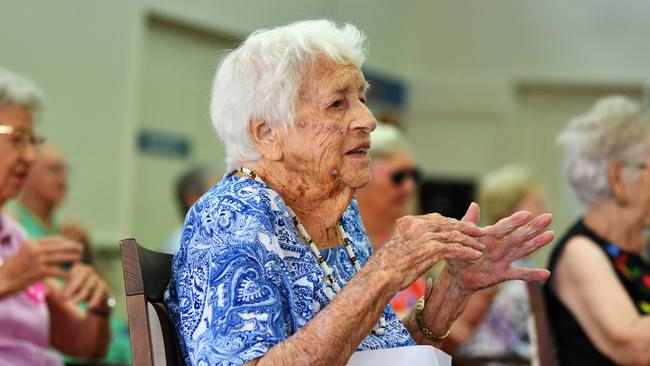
[330,169,339,177]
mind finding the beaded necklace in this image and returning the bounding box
[231,166,386,335]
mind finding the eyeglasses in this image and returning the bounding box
[391,168,423,186]
[374,167,423,186]
[0,124,46,150]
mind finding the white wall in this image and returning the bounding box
[2,0,650,260]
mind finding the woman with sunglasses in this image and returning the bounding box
[0,69,111,365]
[356,122,425,317]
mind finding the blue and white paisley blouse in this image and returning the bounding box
[165,175,415,365]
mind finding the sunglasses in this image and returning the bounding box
[374,167,423,186]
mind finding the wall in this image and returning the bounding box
[2,0,650,290]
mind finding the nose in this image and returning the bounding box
[21,142,37,165]
[349,101,377,134]
[401,176,417,197]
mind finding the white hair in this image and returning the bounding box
[210,19,367,168]
[0,68,45,117]
[368,122,408,158]
[557,95,650,207]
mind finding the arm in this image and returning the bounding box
[246,263,396,366]
[0,237,81,299]
[241,213,486,365]
[402,267,474,347]
[47,263,111,357]
[554,237,650,366]
[440,286,498,353]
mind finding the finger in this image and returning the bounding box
[425,214,484,237]
[505,267,550,282]
[62,265,88,299]
[486,211,533,239]
[507,213,553,246]
[41,237,83,254]
[461,202,480,224]
[46,267,72,281]
[44,252,82,266]
[434,242,482,261]
[506,230,554,260]
[71,276,96,303]
[432,230,485,251]
[88,283,107,310]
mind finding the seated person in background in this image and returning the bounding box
[5,145,92,262]
[0,68,112,365]
[547,95,650,365]
[443,164,549,362]
[355,122,426,317]
[5,145,132,364]
[162,165,219,254]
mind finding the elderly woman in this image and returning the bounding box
[0,69,112,365]
[355,122,424,317]
[546,96,650,366]
[445,165,548,361]
[165,20,554,366]
[6,145,92,258]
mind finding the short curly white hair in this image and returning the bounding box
[557,95,650,207]
[210,20,367,168]
[0,68,44,117]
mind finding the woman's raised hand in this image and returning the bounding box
[368,212,486,291]
[446,203,553,291]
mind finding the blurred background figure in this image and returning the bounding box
[162,165,219,254]
[443,164,549,363]
[4,144,132,365]
[0,68,112,365]
[546,96,650,365]
[6,145,92,262]
[356,122,423,317]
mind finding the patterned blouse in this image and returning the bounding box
[165,175,415,366]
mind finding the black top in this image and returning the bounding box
[545,219,650,365]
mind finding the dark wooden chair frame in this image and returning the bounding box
[526,281,557,366]
[120,238,185,366]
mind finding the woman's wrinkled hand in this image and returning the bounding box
[0,236,82,298]
[367,212,486,292]
[446,203,554,291]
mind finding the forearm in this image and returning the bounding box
[251,267,395,366]
[47,285,111,357]
[402,267,473,347]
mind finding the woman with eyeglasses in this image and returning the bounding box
[546,96,650,365]
[356,122,425,317]
[0,69,111,365]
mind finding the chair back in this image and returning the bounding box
[526,281,557,366]
[120,238,185,366]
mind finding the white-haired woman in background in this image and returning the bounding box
[546,96,650,365]
[0,69,112,365]
[165,20,554,366]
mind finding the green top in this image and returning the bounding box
[5,200,60,239]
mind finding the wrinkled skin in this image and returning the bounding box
[238,57,553,366]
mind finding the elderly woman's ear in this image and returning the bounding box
[249,119,283,161]
[608,162,629,206]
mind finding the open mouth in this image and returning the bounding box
[345,143,370,156]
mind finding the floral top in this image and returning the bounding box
[165,175,415,366]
